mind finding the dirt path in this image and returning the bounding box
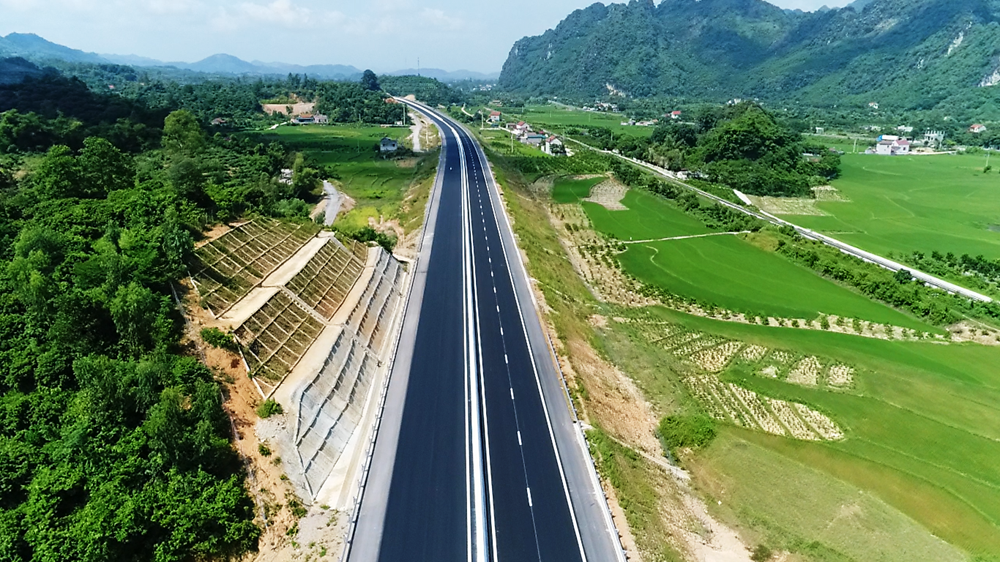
[409,112,424,152]
[621,231,748,245]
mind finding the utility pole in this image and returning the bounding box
[853,138,858,154]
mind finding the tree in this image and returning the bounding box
[33,145,80,200]
[163,110,206,157]
[361,69,381,92]
[77,137,135,197]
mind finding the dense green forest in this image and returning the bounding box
[0,63,357,560]
[576,103,841,197]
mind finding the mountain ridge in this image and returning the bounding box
[499,0,1000,118]
[0,33,495,82]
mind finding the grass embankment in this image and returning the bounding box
[259,125,435,230]
[789,153,1000,260]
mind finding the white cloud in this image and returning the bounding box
[146,0,198,16]
[239,0,311,26]
[419,7,462,31]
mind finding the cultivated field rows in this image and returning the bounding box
[685,375,843,441]
[626,316,857,389]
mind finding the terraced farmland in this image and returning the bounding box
[191,219,320,316]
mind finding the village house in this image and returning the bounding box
[875,137,910,155]
[970,124,988,133]
[379,137,399,153]
[295,114,315,124]
[522,133,547,147]
[924,131,945,145]
[545,135,564,155]
[670,110,682,120]
[488,110,502,124]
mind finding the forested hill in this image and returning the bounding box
[500,0,1000,118]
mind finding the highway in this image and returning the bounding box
[345,103,624,562]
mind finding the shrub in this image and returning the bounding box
[200,327,238,352]
[257,399,284,418]
[258,443,272,457]
[751,544,773,562]
[658,414,717,455]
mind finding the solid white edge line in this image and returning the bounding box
[468,131,590,562]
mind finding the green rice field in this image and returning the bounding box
[786,153,1000,260]
[667,310,1000,558]
[618,235,931,328]
[584,191,711,241]
[551,176,605,203]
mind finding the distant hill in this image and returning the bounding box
[0,33,488,83]
[0,33,105,64]
[499,0,1000,119]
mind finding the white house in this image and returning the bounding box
[488,110,501,124]
[970,124,988,133]
[924,131,945,145]
[545,135,564,155]
[875,138,910,155]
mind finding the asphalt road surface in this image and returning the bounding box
[346,104,623,562]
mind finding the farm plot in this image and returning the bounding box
[235,290,325,382]
[685,375,841,441]
[583,189,711,241]
[793,153,1000,261]
[286,239,366,320]
[625,316,859,391]
[191,219,320,316]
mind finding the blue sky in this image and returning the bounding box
[0,0,853,72]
